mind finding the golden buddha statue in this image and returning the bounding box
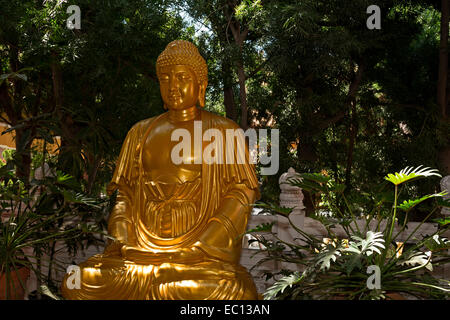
[61,40,260,300]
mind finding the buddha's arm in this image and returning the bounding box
[195,183,257,263]
[104,184,135,254]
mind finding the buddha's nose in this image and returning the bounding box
[169,76,179,90]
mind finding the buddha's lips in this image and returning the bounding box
[169,95,181,101]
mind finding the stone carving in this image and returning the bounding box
[278,167,305,246]
[279,167,305,214]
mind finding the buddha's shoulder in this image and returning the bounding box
[201,110,241,130]
[127,115,161,135]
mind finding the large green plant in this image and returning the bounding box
[249,166,450,300]
[0,158,110,299]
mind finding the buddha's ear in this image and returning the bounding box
[198,81,207,108]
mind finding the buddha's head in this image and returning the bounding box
[156,40,208,110]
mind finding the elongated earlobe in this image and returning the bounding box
[198,82,207,108]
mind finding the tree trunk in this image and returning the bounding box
[438,0,450,175]
[3,45,33,182]
[51,51,64,120]
[345,99,358,188]
[14,129,32,181]
[344,61,364,188]
[51,51,77,171]
[236,59,248,129]
[226,7,249,129]
[438,0,449,119]
[222,60,237,121]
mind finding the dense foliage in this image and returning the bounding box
[249,166,450,299]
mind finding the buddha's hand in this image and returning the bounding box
[103,240,126,257]
[194,219,238,263]
[121,246,205,264]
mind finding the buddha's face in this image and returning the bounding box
[158,64,204,110]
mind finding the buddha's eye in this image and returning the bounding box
[159,75,169,82]
[177,73,190,81]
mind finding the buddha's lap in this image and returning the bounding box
[62,254,257,299]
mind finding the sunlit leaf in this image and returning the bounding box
[344,231,385,256]
[39,285,60,300]
[396,192,446,212]
[263,272,301,299]
[399,251,433,272]
[432,217,450,226]
[327,181,346,193]
[384,166,441,186]
[315,244,342,270]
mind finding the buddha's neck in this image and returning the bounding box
[168,106,200,122]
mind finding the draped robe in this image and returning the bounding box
[61,110,260,300]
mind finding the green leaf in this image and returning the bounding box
[344,231,385,256]
[287,177,327,192]
[315,244,342,271]
[0,71,29,83]
[432,217,450,226]
[436,198,450,208]
[384,166,441,186]
[55,171,79,188]
[39,285,60,300]
[287,172,331,192]
[396,192,446,212]
[253,202,293,217]
[342,253,363,276]
[263,272,301,299]
[300,173,331,184]
[339,232,385,275]
[327,181,346,193]
[60,190,100,208]
[424,235,450,252]
[247,222,275,233]
[399,251,433,272]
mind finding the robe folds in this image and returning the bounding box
[61,109,261,300]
